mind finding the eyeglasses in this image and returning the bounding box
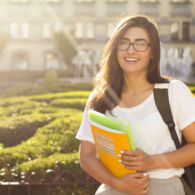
[117,38,151,52]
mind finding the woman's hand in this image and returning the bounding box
[119,148,152,172]
[114,172,149,195]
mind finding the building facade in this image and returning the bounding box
[0,0,194,72]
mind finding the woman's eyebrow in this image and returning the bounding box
[121,37,148,42]
[121,37,129,41]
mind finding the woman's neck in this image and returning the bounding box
[123,72,153,94]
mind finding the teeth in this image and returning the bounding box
[125,58,138,62]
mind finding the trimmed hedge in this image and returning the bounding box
[0,153,98,195]
[14,153,82,181]
[0,96,29,107]
[1,82,93,98]
[29,91,90,103]
[50,98,87,110]
[2,101,44,117]
[0,115,82,168]
[0,114,55,147]
[0,87,97,194]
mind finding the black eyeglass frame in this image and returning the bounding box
[117,39,151,52]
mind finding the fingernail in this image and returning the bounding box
[120,150,124,154]
[118,154,121,157]
[118,159,122,163]
[143,173,148,176]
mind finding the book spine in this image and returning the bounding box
[124,124,136,151]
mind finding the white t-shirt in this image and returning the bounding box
[76,80,195,179]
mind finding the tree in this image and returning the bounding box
[54,31,77,66]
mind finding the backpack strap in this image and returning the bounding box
[153,81,182,149]
[153,81,195,190]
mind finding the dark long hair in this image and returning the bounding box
[88,15,166,113]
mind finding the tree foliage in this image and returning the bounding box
[54,31,77,66]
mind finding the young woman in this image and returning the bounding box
[76,15,195,195]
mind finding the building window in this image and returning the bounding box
[75,22,83,39]
[45,53,60,69]
[42,23,62,39]
[10,23,29,39]
[21,23,29,39]
[42,23,52,39]
[171,22,179,40]
[86,22,94,39]
[171,21,190,41]
[74,22,94,39]
[54,23,63,33]
[107,22,116,37]
[10,23,19,39]
[12,52,28,70]
[182,22,190,41]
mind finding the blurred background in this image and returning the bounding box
[0,0,194,84]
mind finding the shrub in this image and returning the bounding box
[29,91,90,104]
[0,96,29,107]
[37,106,62,114]
[1,85,38,98]
[14,153,82,181]
[42,71,60,92]
[0,114,55,147]
[57,82,93,92]
[6,153,99,195]
[2,101,44,117]
[0,115,82,168]
[0,82,93,98]
[50,98,87,110]
[0,89,97,194]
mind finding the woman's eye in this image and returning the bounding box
[120,41,127,45]
[136,41,146,46]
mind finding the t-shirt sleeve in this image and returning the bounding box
[169,80,195,131]
[75,93,95,143]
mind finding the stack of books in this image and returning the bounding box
[88,110,136,178]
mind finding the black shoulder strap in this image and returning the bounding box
[153,81,182,149]
[154,81,195,190]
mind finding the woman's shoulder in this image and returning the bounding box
[169,79,188,91]
[168,79,193,99]
[169,79,185,86]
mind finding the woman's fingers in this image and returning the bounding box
[119,154,140,162]
[119,148,151,171]
[119,149,143,162]
[119,155,144,171]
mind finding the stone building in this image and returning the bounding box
[0,0,194,74]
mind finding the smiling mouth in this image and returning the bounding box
[124,58,139,62]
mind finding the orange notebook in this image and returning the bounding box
[90,122,136,178]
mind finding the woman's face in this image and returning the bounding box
[117,27,152,76]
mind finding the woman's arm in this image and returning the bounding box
[80,140,116,186]
[151,122,195,169]
[119,122,195,171]
[79,140,149,194]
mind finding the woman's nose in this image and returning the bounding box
[127,44,135,53]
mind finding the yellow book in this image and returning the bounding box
[89,110,136,178]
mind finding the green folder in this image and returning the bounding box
[88,109,136,151]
